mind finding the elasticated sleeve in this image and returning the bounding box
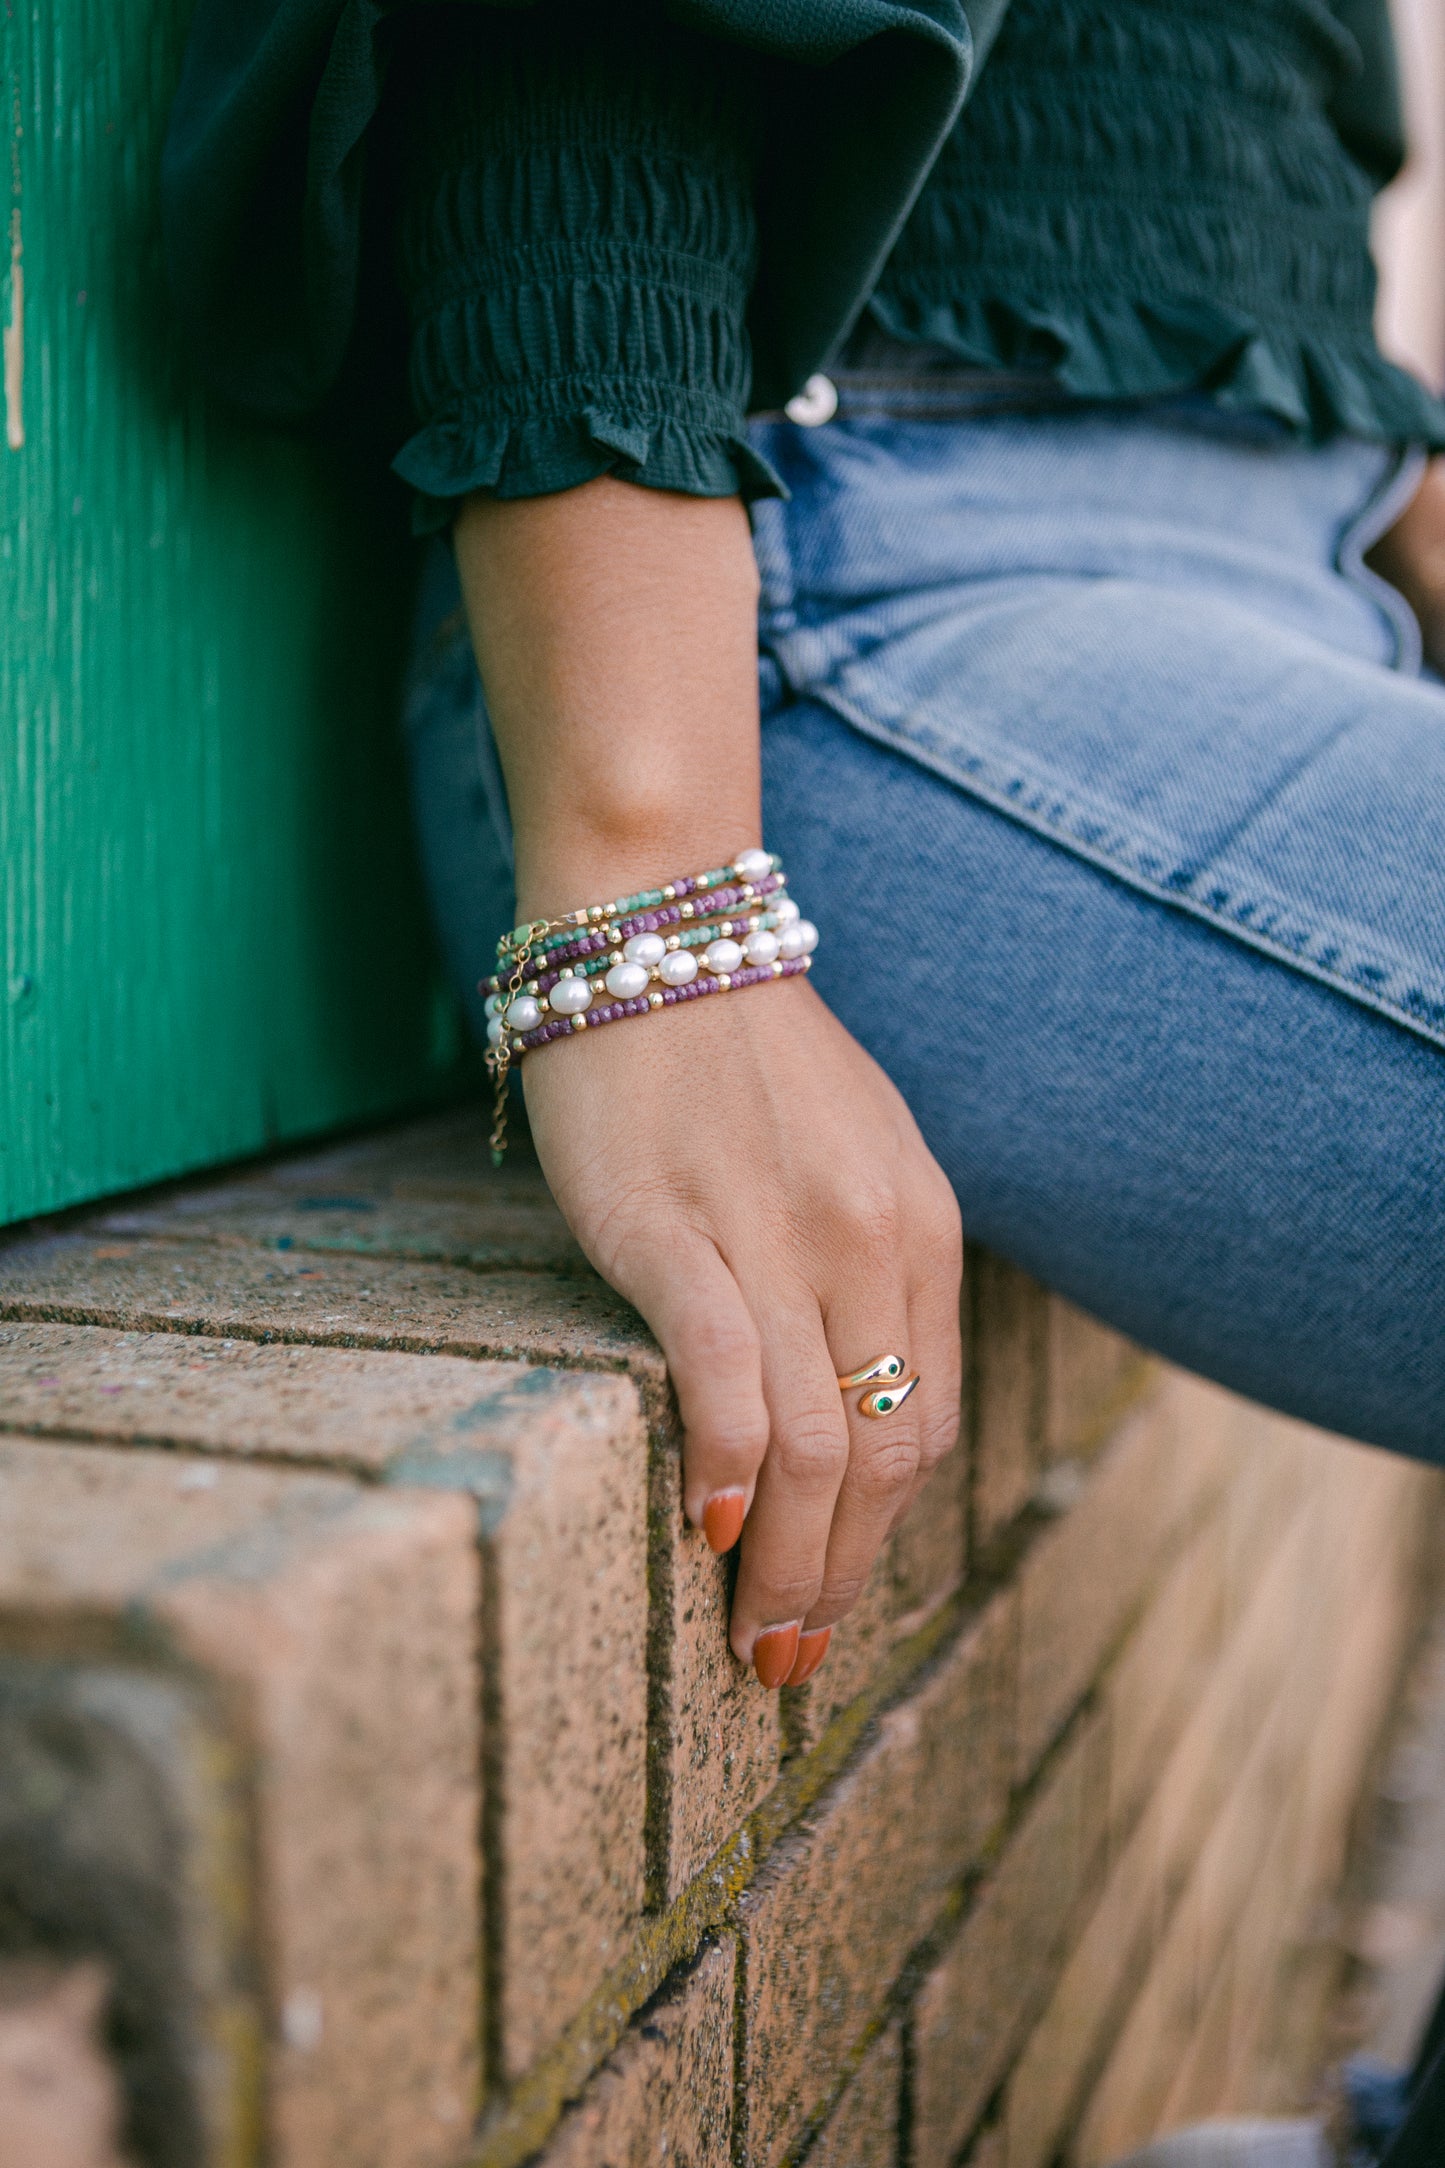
[386,4,784,522]
[162,0,977,424]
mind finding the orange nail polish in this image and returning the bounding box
[784,1627,832,1688]
[702,1490,747,1555]
[753,1622,801,1690]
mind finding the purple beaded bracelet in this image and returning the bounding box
[483,848,808,1162]
[509,954,812,1053]
[479,872,784,996]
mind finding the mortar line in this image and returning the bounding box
[478,1519,508,2096]
[462,1561,1021,2168]
[784,1692,1106,2168]
[641,1377,681,1913]
[457,1398,1221,2168]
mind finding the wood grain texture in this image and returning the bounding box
[0,0,464,1226]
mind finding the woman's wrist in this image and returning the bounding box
[453,476,764,924]
[510,811,762,925]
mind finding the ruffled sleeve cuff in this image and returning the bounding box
[387,4,779,523]
[394,390,785,534]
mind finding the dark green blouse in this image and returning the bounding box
[162,0,1445,516]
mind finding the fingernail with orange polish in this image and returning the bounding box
[784,1627,832,1688]
[702,1490,747,1555]
[753,1622,801,1690]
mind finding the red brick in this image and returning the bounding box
[0,1231,658,1375]
[965,2126,1006,2168]
[1105,1505,1229,1840]
[1044,1297,1150,1463]
[0,1437,482,2168]
[535,1939,735,2167]
[1001,1487,1320,2168]
[738,1594,1015,2166]
[969,1254,1046,1547]
[660,1510,782,1898]
[911,1712,1109,2168]
[90,1107,589,1277]
[0,1320,591,1472]
[890,1437,970,1621]
[1015,1378,1226,1783]
[0,1323,651,2079]
[789,1448,969,1749]
[801,2021,903,2167]
[392,1364,651,2080]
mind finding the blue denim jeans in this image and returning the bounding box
[403,409,1445,1466]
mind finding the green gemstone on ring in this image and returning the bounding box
[873,1392,897,1413]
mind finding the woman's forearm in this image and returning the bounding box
[453,478,764,914]
[452,474,963,1688]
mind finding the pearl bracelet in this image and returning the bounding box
[483,899,805,1008]
[508,952,813,1055]
[482,848,819,1163]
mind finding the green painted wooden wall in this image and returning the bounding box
[1,0,466,1228]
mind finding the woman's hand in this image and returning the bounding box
[521,969,964,1685]
[1369,456,1445,670]
[454,475,963,1685]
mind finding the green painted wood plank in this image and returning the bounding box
[1,0,466,1226]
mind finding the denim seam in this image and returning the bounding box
[775,661,1445,1052]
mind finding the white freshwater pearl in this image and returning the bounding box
[743,929,780,965]
[623,932,666,966]
[658,950,698,987]
[484,992,501,1017]
[486,1016,504,1046]
[779,920,819,959]
[784,373,838,427]
[772,897,800,925]
[732,847,772,881]
[605,961,651,1000]
[505,995,542,1032]
[703,938,744,974]
[547,975,593,1015]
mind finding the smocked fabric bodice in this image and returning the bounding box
[865,0,1442,442]
[387,0,1445,522]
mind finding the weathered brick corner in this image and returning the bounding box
[0,1107,1436,2167]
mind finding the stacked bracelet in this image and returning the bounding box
[481,847,819,1162]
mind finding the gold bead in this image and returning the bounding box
[649,991,664,1009]
[717,973,732,990]
[680,902,694,919]
[589,905,604,922]
[665,935,681,950]
[663,885,676,900]
[572,1014,588,1030]
[771,960,783,976]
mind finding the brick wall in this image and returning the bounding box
[0,1110,1435,2168]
